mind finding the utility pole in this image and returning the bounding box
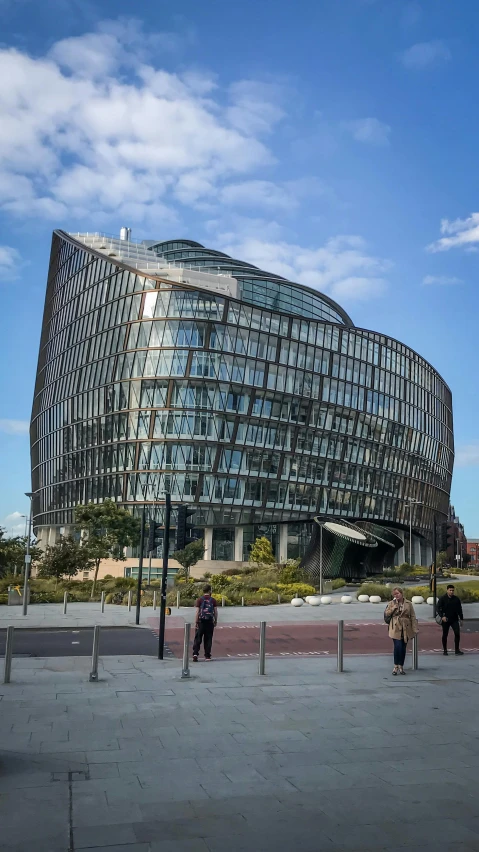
[432,518,437,620]
[158,493,171,660]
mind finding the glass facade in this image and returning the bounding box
[30,230,454,548]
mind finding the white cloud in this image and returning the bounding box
[427,213,479,252]
[1,511,27,537]
[215,224,389,304]
[0,245,20,279]
[0,21,285,226]
[343,118,391,146]
[400,40,451,69]
[456,445,479,468]
[422,275,463,286]
[0,419,29,434]
[219,180,296,212]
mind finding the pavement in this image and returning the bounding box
[3,595,479,629]
[2,653,479,851]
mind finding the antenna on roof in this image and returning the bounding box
[120,227,131,241]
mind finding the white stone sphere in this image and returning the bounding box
[305,596,314,604]
[426,596,437,605]
[341,595,352,604]
[411,595,424,605]
[309,596,321,606]
[358,594,370,602]
[320,596,332,605]
[369,595,382,604]
[291,597,304,607]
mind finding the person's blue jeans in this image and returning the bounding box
[393,638,408,666]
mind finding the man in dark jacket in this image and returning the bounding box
[437,585,464,655]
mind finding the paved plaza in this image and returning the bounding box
[2,650,479,851]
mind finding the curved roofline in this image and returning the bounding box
[58,230,451,391]
[150,239,355,327]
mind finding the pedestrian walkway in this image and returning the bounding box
[2,652,479,850]
[2,597,479,629]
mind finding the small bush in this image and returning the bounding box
[277,560,306,585]
[113,577,136,589]
[332,577,346,590]
[277,582,316,599]
[210,574,231,591]
[357,582,391,601]
[242,590,278,606]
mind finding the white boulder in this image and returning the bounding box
[320,596,332,605]
[358,594,370,603]
[341,595,352,604]
[309,596,321,606]
[369,595,382,604]
[291,597,304,607]
[426,596,437,605]
[411,595,424,605]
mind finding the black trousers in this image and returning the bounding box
[442,620,460,652]
[193,621,215,658]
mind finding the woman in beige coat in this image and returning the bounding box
[384,587,418,675]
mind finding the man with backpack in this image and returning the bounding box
[193,584,218,661]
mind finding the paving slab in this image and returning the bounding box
[1,653,479,849]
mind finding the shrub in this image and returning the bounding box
[0,593,7,605]
[210,574,231,591]
[277,582,316,599]
[249,536,275,566]
[221,567,241,576]
[357,582,391,601]
[113,577,136,589]
[242,590,278,606]
[278,559,306,584]
[332,577,346,590]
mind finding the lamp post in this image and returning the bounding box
[319,522,324,595]
[22,492,34,616]
[405,499,423,567]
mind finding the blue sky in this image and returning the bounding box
[1,0,479,535]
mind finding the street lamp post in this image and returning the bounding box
[405,499,423,567]
[22,492,34,616]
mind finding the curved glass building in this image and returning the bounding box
[30,230,454,568]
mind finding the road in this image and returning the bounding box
[158,619,479,659]
[3,621,479,659]
[0,627,162,657]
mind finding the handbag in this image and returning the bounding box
[435,614,443,626]
[384,607,393,625]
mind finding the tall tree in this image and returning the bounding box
[37,536,95,585]
[0,528,42,577]
[172,539,204,579]
[75,501,141,598]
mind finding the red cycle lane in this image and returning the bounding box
[156,620,479,660]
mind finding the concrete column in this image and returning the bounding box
[414,535,422,567]
[279,524,288,564]
[203,526,213,561]
[234,526,244,563]
[395,529,405,567]
[425,543,432,568]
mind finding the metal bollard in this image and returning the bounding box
[222,596,225,607]
[181,622,191,679]
[412,634,419,670]
[89,625,101,682]
[63,591,68,615]
[153,590,157,610]
[101,591,105,613]
[177,591,180,610]
[3,626,14,684]
[277,594,281,604]
[241,596,244,607]
[128,590,132,612]
[259,621,266,676]
[337,620,344,673]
